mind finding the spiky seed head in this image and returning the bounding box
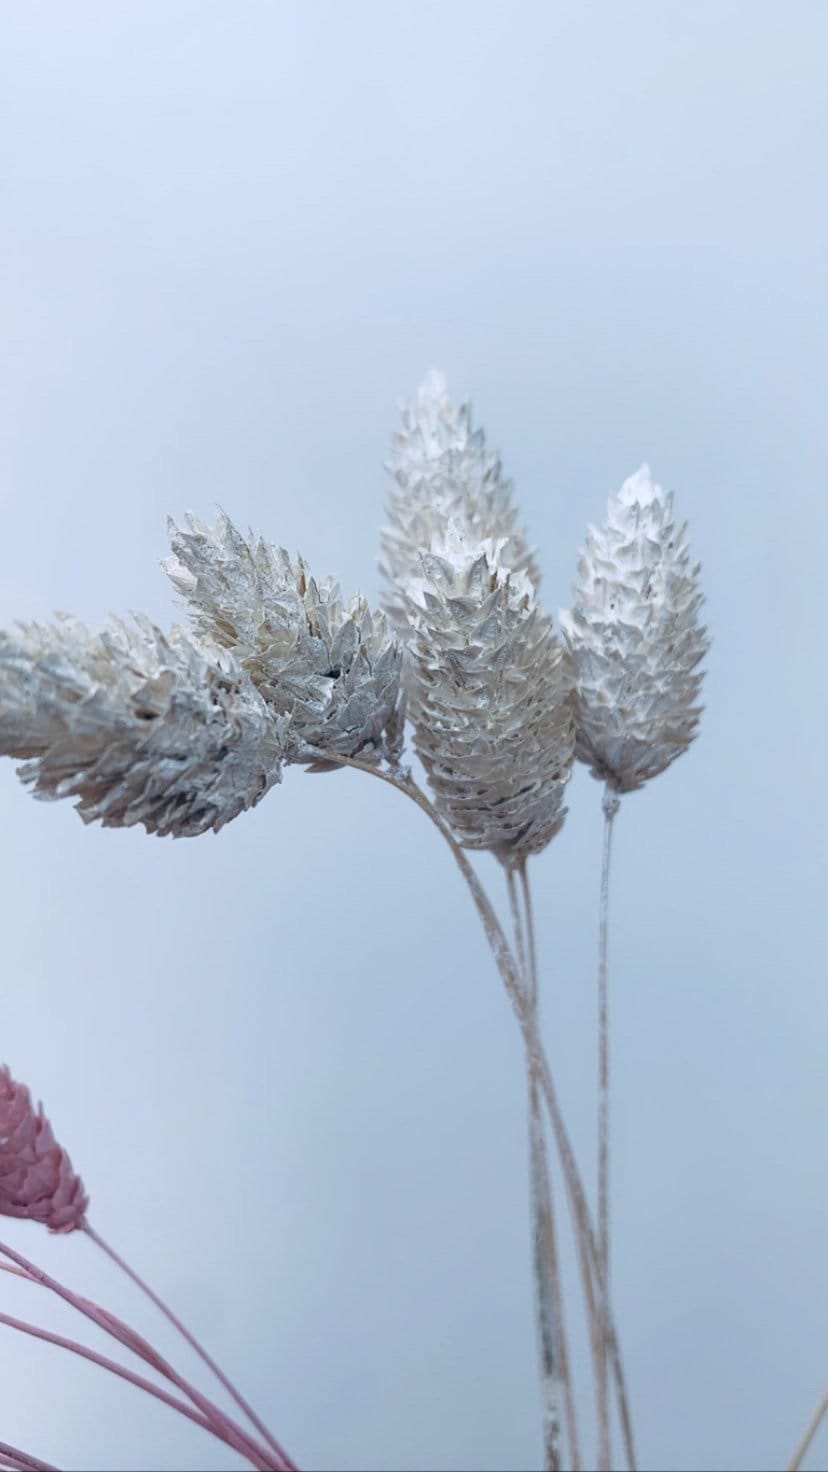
[404,524,575,864]
[0,1065,88,1232]
[560,465,709,794]
[380,371,541,639]
[0,617,284,836]
[165,513,402,763]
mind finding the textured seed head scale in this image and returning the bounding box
[560,464,710,794]
[403,522,575,865]
[165,511,403,764]
[0,1066,88,1232]
[380,371,542,643]
[0,616,285,836]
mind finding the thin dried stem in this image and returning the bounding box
[512,865,582,1472]
[331,753,636,1469]
[0,1442,57,1472]
[787,1385,828,1472]
[0,1239,282,1471]
[0,1308,255,1462]
[597,783,620,1470]
[82,1222,293,1469]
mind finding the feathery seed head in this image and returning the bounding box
[560,465,709,794]
[404,523,575,864]
[165,513,402,763]
[380,371,541,639]
[0,617,284,835]
[0,1066,88,1232]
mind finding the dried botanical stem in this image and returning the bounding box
[333,753,636,1469]
[787,1385,828,1472]
[0,1240,282,1471]
[510,865,582,1472]
[0,1441,58,1472]
[597,784,620,1471]
[82,1223,293,1468]
[0,1309,255,1462]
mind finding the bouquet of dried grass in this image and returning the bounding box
[3,372,812,1472]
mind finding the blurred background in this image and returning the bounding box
[1,3,826,1468]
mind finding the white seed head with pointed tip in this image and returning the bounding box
[560,466,709,794]
[165,512,402,763]
[0,616,285,836]
[380,371,541,639]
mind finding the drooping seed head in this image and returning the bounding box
[0,1066,88,1233]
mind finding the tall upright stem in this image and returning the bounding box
[513,865,582,1472]
[597,782,620,1471]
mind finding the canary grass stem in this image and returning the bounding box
[508,864,581,1472]
[330,753,637,1470]
[597,783,620,1470]
[787,1385,828,1472]
[0,1308,259,1463]
[0,1239,284,1471]
[82,1223,293,1468]
[0,1441,58,1472]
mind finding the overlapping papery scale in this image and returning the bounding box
[165,513,402,762]
[560,465,709,793]
[380,371,541,638]
[0,1066,89,1232]
[0,616,284,836]
[403,526,575,864]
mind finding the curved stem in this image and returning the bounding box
[0,1239,281,1471]
[82,1223,293,1469]
[0,1309,251,1461]
[331,754,636,1468]
[597,782,620,1471]
[787,1386,828,1472]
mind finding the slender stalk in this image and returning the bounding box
[516,864,581,1472]
[331,754,636,1468]
[0,1442,57,1472]
[0,1309,256,1463]
[787,1385,828,1472]
[0,1240,282,1472]
[82,1223,292,1469]
[597,782,620,1471]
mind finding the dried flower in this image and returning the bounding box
[403,525,575,864]
[165,513,402,762]
[560,465,709,794]
[380,371,541,638]
[0,617,284,836]
[0,1066,88,1232]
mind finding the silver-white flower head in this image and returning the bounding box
[560,465,709,794]
[165,513,402,763]
[404,522,575,865]
[0,617,284,836]
[380,370,541,638]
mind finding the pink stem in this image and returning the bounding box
[0,1309,244,1456]
[83,1222,295,1470]
[0,1239,281,1471]
[0,1442,58,1472]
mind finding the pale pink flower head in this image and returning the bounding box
[0,1066,88,1232]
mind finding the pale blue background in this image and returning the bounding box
[1,4,826,1469]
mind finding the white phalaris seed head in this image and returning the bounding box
[380,370,541,638]
[0,616,285,836]
[165,512,402,763]
[404,524,575,865]
[560,465,709,794]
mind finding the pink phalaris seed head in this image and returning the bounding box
[0,1066,88,1232]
